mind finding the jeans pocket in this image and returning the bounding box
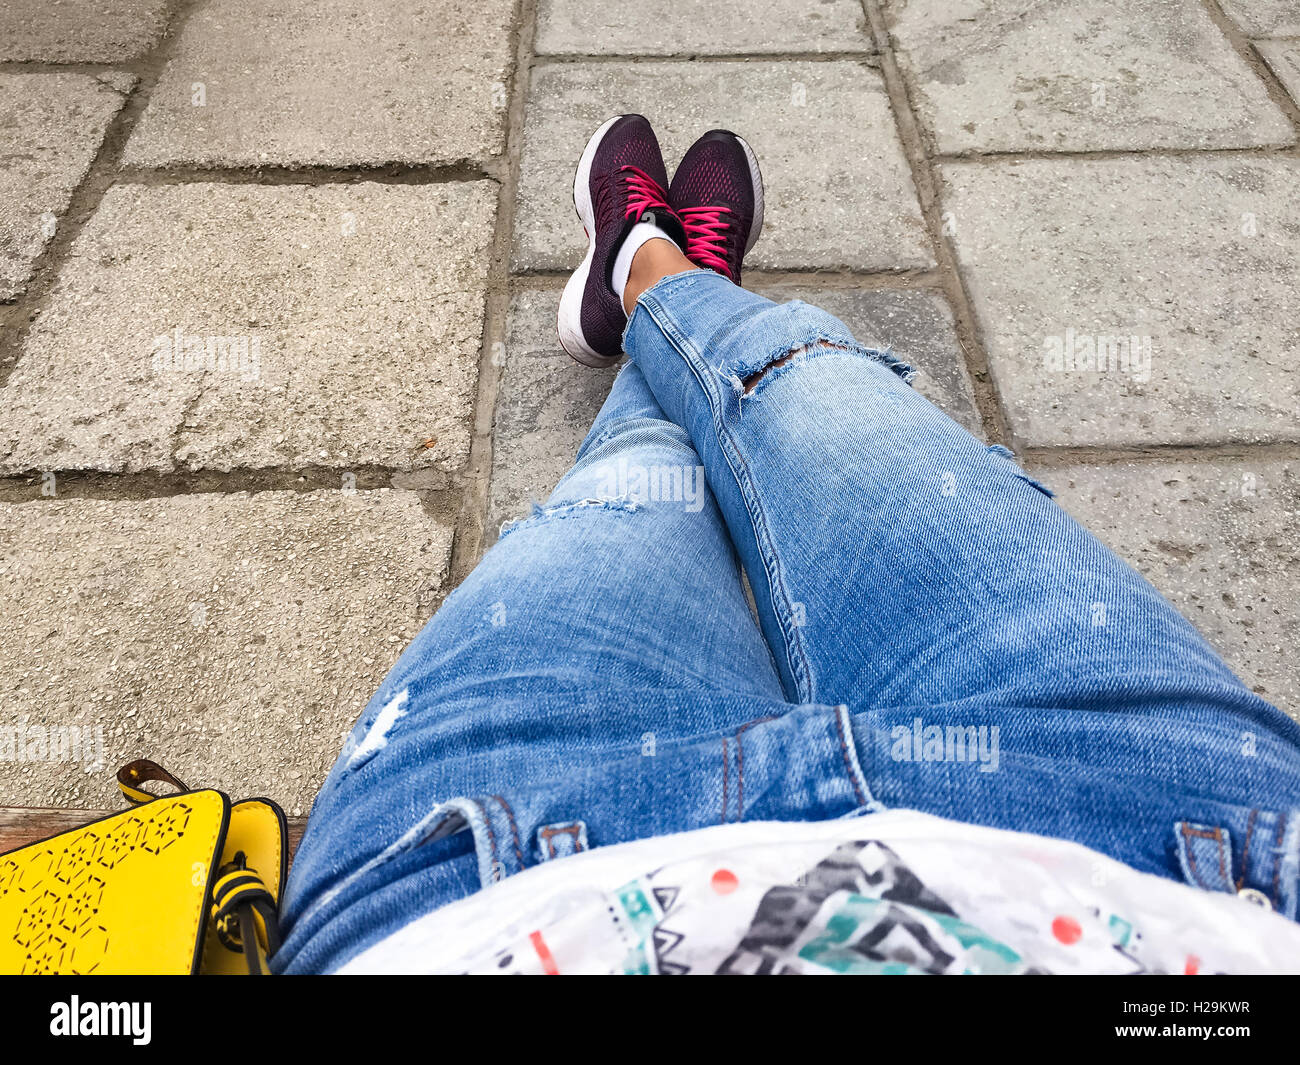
[1174,807,1300,920]
[430,703,877,891]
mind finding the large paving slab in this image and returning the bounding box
[534,0,871,56]
[1038,456,1299,720]
[1220,0,1300,38]
[0,0,168,62]
[885,0,1294,154]
[0,73,133,302]
[1257,40,1300,106]
[0,181,497,476]
[513,61,932,273]
[939,156,1300,449]
[122,0,515,169]
[488,281,980,531]
[0,489,453,813]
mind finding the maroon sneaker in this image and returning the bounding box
[558,115,685,367]
[669,129,763,285]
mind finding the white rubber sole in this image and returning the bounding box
[558,116,624,368]
[734,133,765,256]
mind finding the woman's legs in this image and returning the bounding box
[283,151,1300,969]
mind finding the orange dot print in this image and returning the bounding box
[711,868,739,894]
[1052,915,1082,944]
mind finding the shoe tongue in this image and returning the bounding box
[639,208,687,252]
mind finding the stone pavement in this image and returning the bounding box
[0,0,1296,815]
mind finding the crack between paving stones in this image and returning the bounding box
[115,162,502,187]
[0,469,462,504]
[858,0,1012,447]
[936,144,1300,164]
[1201,0,1300,137]
[443,0,541,586]
[535,51,881,64]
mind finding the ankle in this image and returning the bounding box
[622,239,695,315]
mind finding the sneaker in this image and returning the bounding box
[669,129,763,285]
[558,115,685,367]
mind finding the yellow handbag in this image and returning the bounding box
[0,760,287,975]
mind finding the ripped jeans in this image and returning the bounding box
[275,269,1300,973]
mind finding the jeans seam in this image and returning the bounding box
[720,735,730,824]
[725,440,813,699]
[1237,807,1258,891]
[735,715,779,821]
[834,705,873,809]
[640,293,815,702]
[491,793,527,870]
[470,797,503,884]
[1272,811,1287,908]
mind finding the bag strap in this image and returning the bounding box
[211,851,282,975]
[117,758,189,805]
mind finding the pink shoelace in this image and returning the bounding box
[616,166,673,221]
[593,166,673,231]
[678,205,735,280]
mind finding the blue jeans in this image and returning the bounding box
[274,270,1300,973]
